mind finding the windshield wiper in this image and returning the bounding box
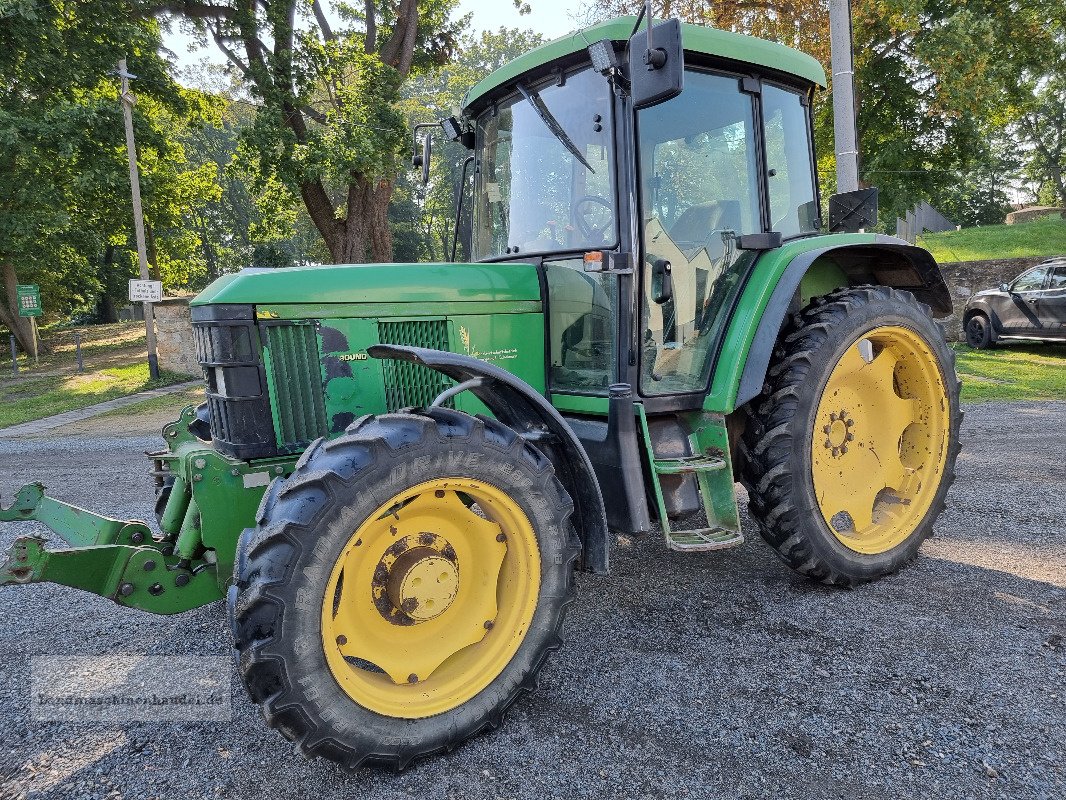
[515,82,595,173]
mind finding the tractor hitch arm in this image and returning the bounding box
[0,482,154,548]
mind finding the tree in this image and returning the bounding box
[160,0,464,263]
[0,0,210,349]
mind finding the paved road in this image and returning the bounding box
[0,402,1063,799]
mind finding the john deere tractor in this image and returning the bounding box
[1,13,960,770]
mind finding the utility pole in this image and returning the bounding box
[829,0,860,193]
[118,58,160,380]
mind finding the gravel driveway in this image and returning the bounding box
[0,401,1063,799]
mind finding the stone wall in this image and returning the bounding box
[937,255,1055,341]
[153,297,200,377]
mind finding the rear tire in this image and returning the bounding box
[229,407,578,770]
[965,312,993,349]
[741,286,961,587]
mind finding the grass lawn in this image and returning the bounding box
[918,217,1066,263]
[96,385,205,419]
[953,342,1066,402]
[0,362,188,428]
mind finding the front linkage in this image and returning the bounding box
[0,405,295,615]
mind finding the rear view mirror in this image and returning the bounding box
[629,19,684,110]
[651,258,673,304]
[828,187,878,233]
[1000,283,1011,293]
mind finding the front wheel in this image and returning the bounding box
[965,312,993,349]
[742,286,961,586]
[229,408,578,770]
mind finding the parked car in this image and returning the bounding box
[963,257,1066,348]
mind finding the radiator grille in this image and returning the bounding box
[263,324,329,449]
[377,320,452,410]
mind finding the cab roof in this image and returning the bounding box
[463,16,827,111]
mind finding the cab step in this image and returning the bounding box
[637,406,744,554]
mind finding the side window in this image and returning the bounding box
[762,84,820,237]
[1048,267,1066,290]
[1012,268,1047,292]
[544,258,617,393]
[637,70,759,395]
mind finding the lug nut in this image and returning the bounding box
[434,490,445,498]
[119,583,135,597]
[337,635,347,646]
[496,533,507,542]
[408,674,419,684]
[130,532,145,544]
[484,620,494,630]
[143,560,157,572]
[174,573,190,588]
[148,583,165,596]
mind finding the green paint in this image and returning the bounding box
[463,16,826,110]
[800,258,849,305]
[257,300,542,320]
[550,393,610,415]
[193,262,541,307]
[705,232,876,412]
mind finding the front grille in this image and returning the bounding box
[191,304,278,459]
[262,323,329,451]
[377,320,452,410]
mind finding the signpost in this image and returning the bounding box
[16,284,41,365]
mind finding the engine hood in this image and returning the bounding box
[191,262,541,307]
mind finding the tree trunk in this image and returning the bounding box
[311,177,395,264]
[0,261,44,355]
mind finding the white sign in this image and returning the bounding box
[129,279,163,303]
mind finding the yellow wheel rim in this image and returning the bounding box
[321,478,541,718]
[811,325,950,554]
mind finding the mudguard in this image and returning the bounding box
[734,236,953,408]
[367,344,611,574]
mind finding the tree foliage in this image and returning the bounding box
[160,0,464,263]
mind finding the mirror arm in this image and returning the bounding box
[450,155,474,263]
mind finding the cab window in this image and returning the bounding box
[762,84,819,236]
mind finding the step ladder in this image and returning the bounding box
[637,405,745,553]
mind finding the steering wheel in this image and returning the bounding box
[573,195,613,243]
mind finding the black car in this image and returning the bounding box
[963,257,1066,348]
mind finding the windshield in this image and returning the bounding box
[472,67,616,260]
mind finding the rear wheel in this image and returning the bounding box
[965,312,993,349]
[229,408,578,770]
[742,286,961,586]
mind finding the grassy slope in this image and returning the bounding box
[953,342,1066,402]
[918,217,1066,263]
[0,362,187,428]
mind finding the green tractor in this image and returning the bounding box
[1,13,960,769]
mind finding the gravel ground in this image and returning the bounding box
[0,401,1063,800]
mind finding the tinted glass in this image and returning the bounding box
[1013,268,1047,292]
[762,84,820,236]
[544,258,616,393]
[472,68,615,260]
[1048,267,1066,289]
[638,70,759,394]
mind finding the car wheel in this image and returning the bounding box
[965,313,992,349]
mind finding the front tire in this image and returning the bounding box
[742,286,961,586]
[965,312,993,349]
[229,408,578,770]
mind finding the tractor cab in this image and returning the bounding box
[451,16,826,409]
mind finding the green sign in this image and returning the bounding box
[17,284,41,317]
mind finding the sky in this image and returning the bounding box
[164,0,588,75]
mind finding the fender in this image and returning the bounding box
[710,234,953,411]
[367,344,610,574]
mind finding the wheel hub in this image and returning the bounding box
[822,409,855,457]
[385,546,459,622]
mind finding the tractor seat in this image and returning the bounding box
[669,200,743,255]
